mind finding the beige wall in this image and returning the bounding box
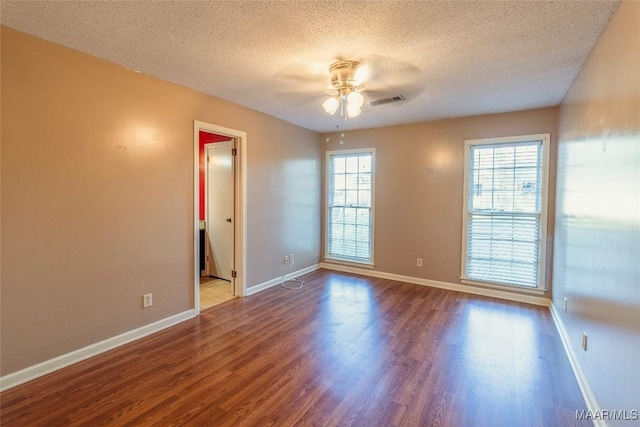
[321,107,559,297]
[0,27,321,375]
[553,1,640,420]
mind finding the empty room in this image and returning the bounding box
[1,1,638,426]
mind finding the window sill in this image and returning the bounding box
[324,257,375,269]
[460,278,546,295]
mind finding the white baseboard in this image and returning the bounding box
[246,263,321,296]
[550,303,604,427]
[0,309,196,392]
[319,262,550,307]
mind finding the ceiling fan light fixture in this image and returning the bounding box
[323,60,367,120]
[347,91,364,109]
[346,104,361,118]
[322,97,340,115]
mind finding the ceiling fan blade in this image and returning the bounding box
[273,89,327,108]
[358,55,426,103]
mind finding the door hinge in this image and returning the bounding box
[207,155,209,162]
[232,148,237,156]
[231,270,237,278]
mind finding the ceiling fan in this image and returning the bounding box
[321,60,368,119]
[273,55,425,118]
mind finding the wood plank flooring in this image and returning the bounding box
[0,269,588,426]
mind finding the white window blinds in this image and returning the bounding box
[327,150,373,264]
[463,137,548,289]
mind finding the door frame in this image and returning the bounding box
[194,120,247,315]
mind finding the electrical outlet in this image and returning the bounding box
[284,255,289,264]
[582,332,588,351]
[563,297,568,313]
[289,253,294,263]
[416,258,423,267]
[143,293,152,308]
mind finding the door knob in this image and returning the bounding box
[226,218,232,223]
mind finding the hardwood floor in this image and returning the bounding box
[0,269,588,426]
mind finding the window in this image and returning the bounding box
[461,134,550,290]
[326,148,375,265]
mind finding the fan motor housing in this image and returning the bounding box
[329,60,361,90]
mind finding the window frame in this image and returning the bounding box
[325,148,376,267]
[460,133,550,293]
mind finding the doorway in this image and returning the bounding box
[194,121,247,314]
[204,140,234,282]
[201,138,234,308]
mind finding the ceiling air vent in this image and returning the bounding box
[368,95,406,107]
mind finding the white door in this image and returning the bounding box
[205,141,234,281]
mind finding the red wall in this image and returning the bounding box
[199,131,231,220]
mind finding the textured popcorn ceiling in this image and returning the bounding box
[0,1,620,132]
